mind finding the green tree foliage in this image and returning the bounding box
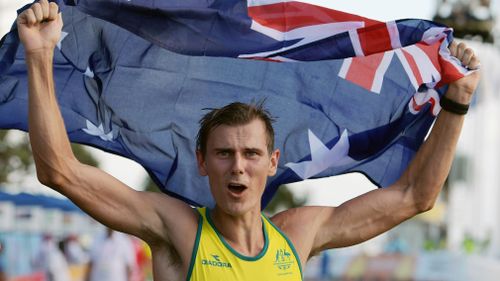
[143,176,162,193]
[0,131,32,184]
[71,143,99,167]
[264,185,307,215]
[433,0,494,43]
[0,130,99,186]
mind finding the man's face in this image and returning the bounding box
[196,119,280,216]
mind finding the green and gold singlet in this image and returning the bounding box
[186,208,303,281]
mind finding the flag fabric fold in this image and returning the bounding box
[1,1,471,208]
[62,0,455,64]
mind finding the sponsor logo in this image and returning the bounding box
[201,254,232,268]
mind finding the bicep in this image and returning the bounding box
[312,184,419,252]
[58,160,191,242]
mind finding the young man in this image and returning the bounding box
[85,228,135,281]
[17,1,480,280]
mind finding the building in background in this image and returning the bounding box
[434,0,496,43]
[383,0,500,260]
[446,40,500,258]
[431,0,500,259]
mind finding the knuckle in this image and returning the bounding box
[50,3,59,14]
[27,9,35,18]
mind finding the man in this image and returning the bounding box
[85,228,135,281]
[33,235,71,281]
[17,1,480,280]
[0,240,6,281]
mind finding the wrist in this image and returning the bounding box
[444,83,473,105]
[25,49,55,79]
[24,47,56,57]
[440,95,469,115]
[25,48,54,64]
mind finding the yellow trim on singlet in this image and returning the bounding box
[186,208,303,281]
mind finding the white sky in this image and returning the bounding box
[0,0,497,205]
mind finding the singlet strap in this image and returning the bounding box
[185,209,203,281]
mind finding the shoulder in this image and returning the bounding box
[270,206,334,231]
[140,192,200,241]
[270,206,335,261]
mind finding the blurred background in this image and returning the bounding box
[0,0,500,280]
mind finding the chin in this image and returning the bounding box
[220,204,247,216]
[218,201,257,217]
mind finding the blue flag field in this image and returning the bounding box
[0,1,470,207]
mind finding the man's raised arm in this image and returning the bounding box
[275,41,481,261]
[17,0,197,246]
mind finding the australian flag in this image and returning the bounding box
[0,1,471,208]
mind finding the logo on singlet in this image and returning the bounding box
[274,249,293,271]
[201,254,232,268]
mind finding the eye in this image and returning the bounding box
[245,150,259,158]
[216,150,230,157]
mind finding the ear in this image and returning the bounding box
[268,149,280,176]
[196,150,208,176]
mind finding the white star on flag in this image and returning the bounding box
[84,66,95,78]
[56,31,69,50]
[82,120,114,141]
[286,129,355,180]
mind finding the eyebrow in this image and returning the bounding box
[213,147,264,153]
[214,148,234,153]
[244,148,264,154]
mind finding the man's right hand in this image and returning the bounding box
[17,0,62,53]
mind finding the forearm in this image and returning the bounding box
[308,43,480,252]
[24,47,169,239]
[17,0,180,243]
[26,49,77,188]
[401,84,469,211]
[318,87,470,249]
[25,50,134,228]
[395,41,480,213]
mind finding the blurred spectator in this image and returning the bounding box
[34,234,71,281]
[86,228,135,281]
[319,251,331,281]
[131,238,151,281]
[0,240,6,281]
[63,234,89,265]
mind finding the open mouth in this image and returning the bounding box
[227,183,247,195]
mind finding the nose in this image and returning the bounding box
[231,154,245,175]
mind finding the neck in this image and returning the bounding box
[210,206,265,257]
